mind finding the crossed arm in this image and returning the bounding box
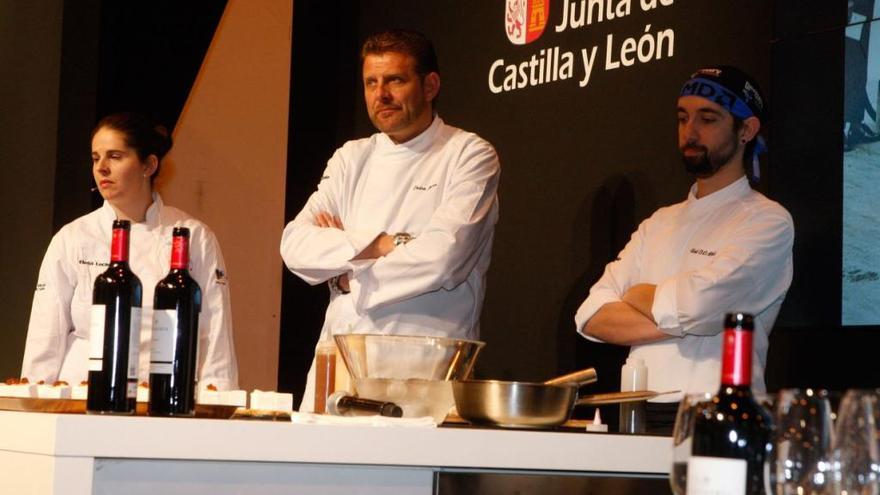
[581,204,794,346]
[584,283,671,346]
[312,212,395,292]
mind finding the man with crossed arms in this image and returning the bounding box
[576,66,794,429]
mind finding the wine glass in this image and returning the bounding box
[832,389,880,495]
[669,392,713,495]
[772,388,834,495]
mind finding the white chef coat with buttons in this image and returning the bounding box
[22,193,239,390]
[280,116,500,409]
[575,176,793,399]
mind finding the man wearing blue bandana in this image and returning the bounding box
[575,66,794,431]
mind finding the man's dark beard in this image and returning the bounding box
[680,142,737,178]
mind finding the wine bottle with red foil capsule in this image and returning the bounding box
[87,220,142,414]
[148,227,202,416]
[686,313,774,495]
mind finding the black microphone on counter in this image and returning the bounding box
[326,391,403,418]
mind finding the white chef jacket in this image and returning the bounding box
[22,193,239,390]
[280,116,500,409]
[575,176,793,400]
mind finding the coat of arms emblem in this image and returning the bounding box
[506,0,550,45]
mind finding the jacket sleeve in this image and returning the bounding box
[280,148,381,285]
[192,226,239,391]
[347,139,500,312]
[574,220,647,339]
[651,210,794,337]
[21,233,76,383]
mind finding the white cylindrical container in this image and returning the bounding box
[619,356,647,433]
[620,357,647,392]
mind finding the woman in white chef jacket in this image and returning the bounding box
[21,112,239,390]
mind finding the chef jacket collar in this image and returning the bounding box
[685,175,751,215]
[376,114,443,154]
[98,192,164,229]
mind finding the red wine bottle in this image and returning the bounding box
[87,220,142,414]
[687,313,773,495]
[148,227,202,416]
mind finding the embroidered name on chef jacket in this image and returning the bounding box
[689,248,717,257]
[413,183,438,191]
[78,259,109,267]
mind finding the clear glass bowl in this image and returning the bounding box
[334,333,485,422]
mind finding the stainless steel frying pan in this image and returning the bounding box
[452,368,597,428]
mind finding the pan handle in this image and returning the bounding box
[543,367,597,387]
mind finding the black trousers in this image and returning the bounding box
[645,401,679,436]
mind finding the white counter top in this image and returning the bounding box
[0,411,672,494]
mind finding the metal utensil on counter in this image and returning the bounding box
[576,389,681,406]
[325,391,403,418]
[452,367,597,429]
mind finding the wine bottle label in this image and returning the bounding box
[686,456,746,495]
[88,305,106,371]
[127,380,137,399]
[127,307,142,380]
[150,309,177,374]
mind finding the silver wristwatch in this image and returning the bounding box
[392,232,414,246]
